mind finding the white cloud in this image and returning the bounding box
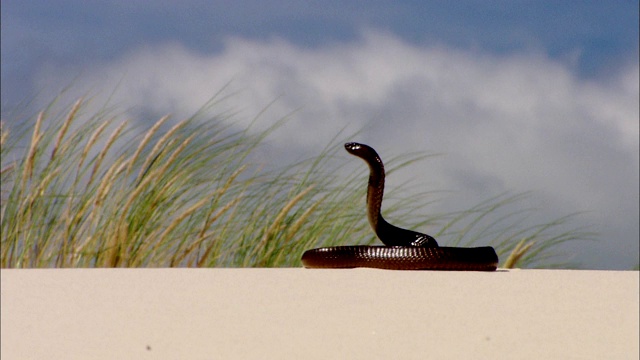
[34,30,639,268]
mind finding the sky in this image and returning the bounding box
[1,1,638,269]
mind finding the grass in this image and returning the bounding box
[1,96,592,268]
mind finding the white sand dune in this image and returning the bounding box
[2,269,638,359]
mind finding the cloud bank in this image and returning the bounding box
[34,31,639,269]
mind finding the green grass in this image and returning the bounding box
[1,96,592,268]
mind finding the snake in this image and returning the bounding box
[301,142,498,271]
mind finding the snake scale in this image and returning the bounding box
[301,142,498,271]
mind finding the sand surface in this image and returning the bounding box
[2,269,638,359]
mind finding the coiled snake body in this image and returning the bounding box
[301,143,498,271]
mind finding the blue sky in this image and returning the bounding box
[2,1,638,269]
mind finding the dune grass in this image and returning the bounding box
[1,97,592,268]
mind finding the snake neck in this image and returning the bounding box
[363,154,386,237]
[350,143,438,248]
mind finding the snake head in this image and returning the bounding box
[345,142,379,159]
[345,143,384,170]
[344,142,363,152]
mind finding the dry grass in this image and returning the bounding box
[1,97,592,268]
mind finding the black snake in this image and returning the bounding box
[301,142,498,271]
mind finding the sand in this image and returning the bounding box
[1,268,638,359]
